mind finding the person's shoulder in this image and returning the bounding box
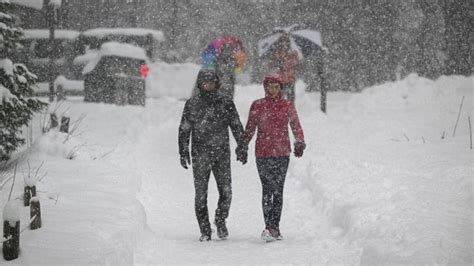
[251,97,266,107]
[186,95,202,105]
[212,94,233,106]
[273,97,291,106]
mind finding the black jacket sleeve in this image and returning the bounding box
[226,101,245,147]
[178,101,192,156]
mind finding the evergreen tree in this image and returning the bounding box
[0,3,47,161]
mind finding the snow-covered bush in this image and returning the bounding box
[0,4,47,161]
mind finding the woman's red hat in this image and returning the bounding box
[263,73,284,90]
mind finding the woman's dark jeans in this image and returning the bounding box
[256,156,290,229]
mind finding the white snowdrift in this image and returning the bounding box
[0,74,472,265]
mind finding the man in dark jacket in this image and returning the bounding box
[178,69,247,241]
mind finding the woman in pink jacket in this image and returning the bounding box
[237,74,306,241]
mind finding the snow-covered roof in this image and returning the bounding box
[22,29,80,40]
[82,28,165,42]
[82,42,148,75]
[100,42,147,60]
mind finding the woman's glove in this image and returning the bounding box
[294,141,306,158]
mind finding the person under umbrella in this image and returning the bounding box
[266,33,300,103]
[196,36,246,100]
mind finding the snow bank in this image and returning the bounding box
[146,62,200,100]
[1,73,471,264]
[294,74,473,264]
[32,130,84,160]
[347,73,472,110]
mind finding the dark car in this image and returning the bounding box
[83,42,149,106]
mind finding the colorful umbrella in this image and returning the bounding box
[258,24,324,59]
[201,35,246,73]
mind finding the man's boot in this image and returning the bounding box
[214,218,228,240]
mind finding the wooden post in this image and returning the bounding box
[50,113,58,128]
[30,197,42,230]
[45,0,58,102]
[2,221,19,260]
[57,84,65,101]
[320,86,327,113]
[319,51,327,113]
[60,116,70,133]
[3,201,20,261]
[24,185,37,207]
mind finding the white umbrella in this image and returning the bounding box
[258,24,324,59]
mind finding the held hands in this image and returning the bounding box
[180,150,191,169]
[294,141,306,158]
[235,145,248,165]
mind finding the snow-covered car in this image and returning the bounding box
[71,28,164,79]
[18,29,80,82]
[82,42,149,106]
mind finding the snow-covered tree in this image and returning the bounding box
[0,3,47,161]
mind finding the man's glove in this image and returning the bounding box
[180,150,191,169]
[294,141,306,158]
[235,145,248,165]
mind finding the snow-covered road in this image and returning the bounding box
[1,73,472,265]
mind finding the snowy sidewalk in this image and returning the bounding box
[1,74,472,265]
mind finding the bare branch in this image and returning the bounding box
[66,143,87,160]
[64,113,87,143]
[27,160,31,178]
[453,96,465,137]
[403,133,410,141]
[38,171,48,182]
[33,161,45,179]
